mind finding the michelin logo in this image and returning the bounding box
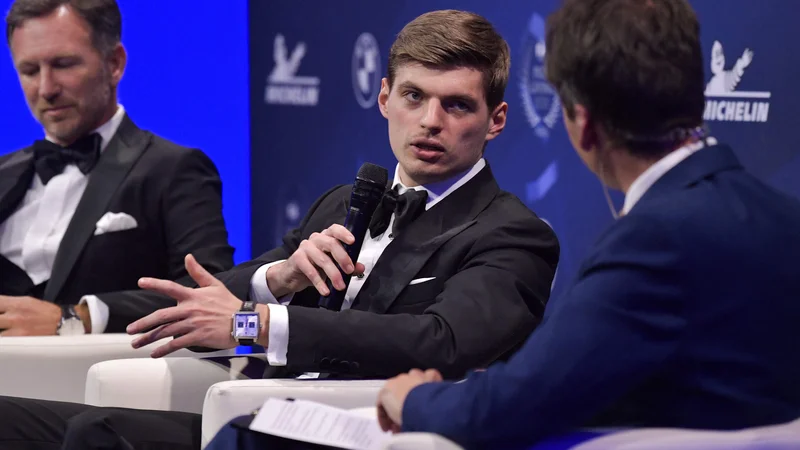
[265,34,320,106]
[704,40,770,123]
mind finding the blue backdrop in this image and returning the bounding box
[248,0,800,298]
[0,0,251,263]
[2,1,798,296]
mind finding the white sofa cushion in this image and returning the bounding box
[0,334,196,403]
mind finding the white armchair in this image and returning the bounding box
[539,418,800,450]
[201,379,384,447]
[82,357,800,450]
[0,333,202,403]
[83,357,384,448]
[84,354,265,414]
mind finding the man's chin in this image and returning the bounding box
[406,167,453,185]
[43,124,83,145]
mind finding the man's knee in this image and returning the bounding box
[0,395,89,446]
[0,396,18,420]
[64,408,135,450]
[0,396,24,437]
[64,407,201,450]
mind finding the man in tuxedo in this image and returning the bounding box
[366,0,800,448]
[0,0,233,336]
[0,9,559,450]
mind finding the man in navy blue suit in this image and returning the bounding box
[371,0,800,448]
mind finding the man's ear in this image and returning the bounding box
[573,104,598,152]
[107,43,127,88]
[378,78,390,119]
[485,102,508,142]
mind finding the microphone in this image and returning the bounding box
[318,162,388,311]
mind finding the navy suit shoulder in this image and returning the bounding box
[402,145,800,448]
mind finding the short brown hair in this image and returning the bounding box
[545,0,705,155]
[6,0,121,54]
[387,10,510,110]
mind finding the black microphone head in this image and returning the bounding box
[356,162,388,188]
[319,163,387,312]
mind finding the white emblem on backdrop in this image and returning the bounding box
[519,13,561,141]
[704,40,770,123]
[265,34,320,107]
[352,32,381,109]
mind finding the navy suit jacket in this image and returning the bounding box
[402,144,800,449]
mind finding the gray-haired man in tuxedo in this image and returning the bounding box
[0,0,233,337]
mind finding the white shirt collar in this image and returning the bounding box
[392,158,486,210]
[622,137,717,215]
[45,104,126,153]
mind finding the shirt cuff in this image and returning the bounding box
[249,261,295,305]
[79,295,109,334]
[265,303,289,366]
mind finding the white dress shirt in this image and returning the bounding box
[621,137,717,215]
[249,158,487,367]
[0,105,126,334]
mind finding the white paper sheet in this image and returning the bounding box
[249,398,392,450]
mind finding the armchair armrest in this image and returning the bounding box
[201,379,384,448]
[84,353,265,414]
[347,407,464,450]
[0,333,196,403]
[383,433,463,450]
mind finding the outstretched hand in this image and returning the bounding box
[127,254,265,357]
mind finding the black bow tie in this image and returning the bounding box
[32,133,102,185]
[368,186,428,237]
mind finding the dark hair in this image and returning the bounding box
[6,0,121,54]
[388,9,510,110]
[545,0,705,156]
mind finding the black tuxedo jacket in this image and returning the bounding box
[0,115,234,332]
[218,165,559,379]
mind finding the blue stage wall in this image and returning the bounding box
[248,0,800,297]
[2,1,798,292]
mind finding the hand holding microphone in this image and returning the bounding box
[265,224,367,298]
[265,163,388,308]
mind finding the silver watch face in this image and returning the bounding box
[233,312,260,339]
[57,318,85,336]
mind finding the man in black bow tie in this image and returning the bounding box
[122,10,560,377]
[0,0,233,337]
[0,9,559,450]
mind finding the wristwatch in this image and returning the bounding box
[231,301,261,346]
[56,305,86,336]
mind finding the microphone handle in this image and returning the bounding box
[318,207,370,310]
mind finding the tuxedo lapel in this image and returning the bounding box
[44,115,151,301]
[354,165,500,314]
[0,149,35,224]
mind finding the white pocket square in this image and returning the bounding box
[409,277,436,286]
[94,212,138,236]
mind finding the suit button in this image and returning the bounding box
[337,360,351,373]
[320,357,331,369]
[351,362,360,372]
